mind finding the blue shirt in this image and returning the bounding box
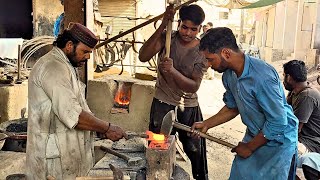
[222,55,298,179]
[53,13,64,38]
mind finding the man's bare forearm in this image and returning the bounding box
[169,68,200,93]
[75,110,109,133]
[205,105,239,128]
[247,132,268,152]
[139,24,166,62]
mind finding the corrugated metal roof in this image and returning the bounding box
[242,0,283,9]
[203,0,284,9]
[99,0,136,40]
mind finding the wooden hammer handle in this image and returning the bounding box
[100,145,130,161]
[165,19,173,58]
[95,0,198,49]
[165,3,174,58]
[173,122,236,149]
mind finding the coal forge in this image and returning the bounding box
[111,81,133,114]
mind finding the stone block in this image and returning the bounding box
[0,83,28,123]
[87,75,155,132]
[146,135,176,180]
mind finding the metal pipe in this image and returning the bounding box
[16,45,22,84]
[103,64,156,68]
[0,59,17,67]
[95,0,198,49]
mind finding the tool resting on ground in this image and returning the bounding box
[100,145,143,166]
[160,110,236,149]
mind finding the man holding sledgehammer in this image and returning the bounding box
[138,3,209,180]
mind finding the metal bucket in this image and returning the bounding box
[0,119,27,152]
[0,133,8,150]
[6,173,26,180]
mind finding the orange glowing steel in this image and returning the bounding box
[146,131,165,141]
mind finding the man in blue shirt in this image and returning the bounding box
[192,27,298,179]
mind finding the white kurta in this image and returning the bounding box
[26,47,94,180]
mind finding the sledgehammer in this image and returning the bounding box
[100,145,143,166]
[160,110,236,149]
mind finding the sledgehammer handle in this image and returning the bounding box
[173,122,236,149]
[165,3,174,58]
[100,145,130,161]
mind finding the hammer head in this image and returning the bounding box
[127,156,144,166]
[160,110,176,136]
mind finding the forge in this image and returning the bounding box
[91,132,190,180]
[87,75,155,132]
[111,81,133,114]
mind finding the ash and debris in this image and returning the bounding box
[92,137,190,179]
[91,138,147,178]
[0,60,29,85]
[112,137,147,152]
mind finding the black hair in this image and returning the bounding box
[207,22,213,27]
[53,30,80,49]
[283,60,307,82]
[199,27,239,53]
[179,4,205,26]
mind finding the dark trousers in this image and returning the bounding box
[302,165,320,180]
[149,98,208,180]
[288,150,297,180]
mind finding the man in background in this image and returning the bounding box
[206,22,213,29]
[283,60,320,180]
[200,24,208,39]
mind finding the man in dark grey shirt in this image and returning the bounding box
[139,4,208,180]
[283,60,320,180]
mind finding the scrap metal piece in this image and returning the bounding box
[109,164,123,180]
[100,145,144,166]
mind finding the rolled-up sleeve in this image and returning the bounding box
[192,52,208,79]
[40,63,82,129]
[257,77,287,143]
[222,74,237,109]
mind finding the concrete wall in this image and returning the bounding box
[254,6,276,62]
[261,5,293,63]
[266,8,275,48]
[0,83,28,123]
[87,75,155,132]
[33,0,63,36]
[313,1,320,50]
[254,0,319,64]
[282,0,298,58]
[293,0,316,60]
[273,2,285,50]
